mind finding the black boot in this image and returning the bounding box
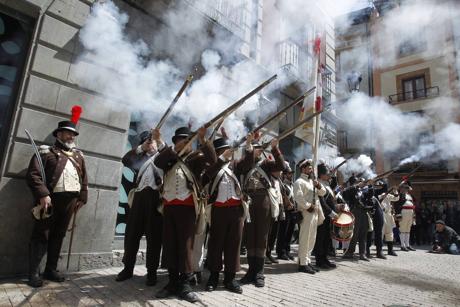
[146,270,157,286]
[265,250,278,264]
[156,270,178,298]
[240,256,255,284]
[254,257,265,288]
[224,272,242,294]
[28,242,46,288]
[324,258,337,268]
[42,269,65,282]
[206,271,219,291]
[387,242,398,256]
[116,267,133,282]
[376,246,387,259]
[178,273,199,303]
[298,265,315,274]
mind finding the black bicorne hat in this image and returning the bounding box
[172,126,191,143]
[213,138,230,151]
[347,175,358,185]
[317,163,330,176]
[53,121,79,137]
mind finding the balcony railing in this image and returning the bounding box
[388,86,439,104]
[277,40,315,83]
[187,0,247,40]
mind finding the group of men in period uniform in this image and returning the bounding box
[25,115,431,303]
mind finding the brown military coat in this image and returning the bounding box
[26,141,88,204]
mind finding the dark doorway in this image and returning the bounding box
[0,6,34,165]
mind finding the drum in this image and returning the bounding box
[331,211,355,241]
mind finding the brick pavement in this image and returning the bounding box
[1,246,460,307]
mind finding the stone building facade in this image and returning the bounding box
[0,0,337,277]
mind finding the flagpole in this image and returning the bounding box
[312,34,323,172]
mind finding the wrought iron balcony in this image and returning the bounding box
[186,0,247,40]
[388,86,439,104]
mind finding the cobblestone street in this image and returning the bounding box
[1,246,459,307]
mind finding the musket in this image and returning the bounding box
[66,207,78,270]
[354,168,397,189]
[261,108,325,149]
[331,156,353,174]
[155,74,193,130]
[209,118,225,141]
[179,74,278,156]
[379,163,422,201]
[233,86,316,147]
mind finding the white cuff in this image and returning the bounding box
[219,154,229,162]
[135,145,143,155]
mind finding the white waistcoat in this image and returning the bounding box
[54,159,81,193]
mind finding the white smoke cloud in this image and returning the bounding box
[335,0,460,169]
[74,0,282,143]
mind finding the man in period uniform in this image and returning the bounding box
[314,162,339,269]
[239,139,285,287]
[342,176,371,261]
[364,185,386,259]
[154,126,213,303]
[293,159,326,274]
[276,161,296,261]
[395,183,416,252]
[116,130,164,286]
[26,116,88,287]
[378,184,399,256]
[203,135,254,294]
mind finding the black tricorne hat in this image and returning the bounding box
[53,120,79,137]
[172,126,191,143]
[213,138,230,151]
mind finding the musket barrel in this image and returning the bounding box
[233,86,316,147]
[155,74,193,130]
[179,74,277,156]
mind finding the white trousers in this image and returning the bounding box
[400,209,414,233]
[383,211,395,242]
[298,211,318,266]
[191,231,207,272]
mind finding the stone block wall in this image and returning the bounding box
[0,0,130,277]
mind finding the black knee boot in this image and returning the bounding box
[240,256,255,284]
[178,273,199,303]
[28,241,46,288]
[254,257,265,288]
[387,242,397,256]
[206,271,219,291]
[224,272,242,294]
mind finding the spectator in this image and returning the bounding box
[432,220,460,255]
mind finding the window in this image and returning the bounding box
[402,75,426,100]
[0,7,33,165]
[398,29,427,57]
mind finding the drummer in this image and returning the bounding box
[314,162,339,269]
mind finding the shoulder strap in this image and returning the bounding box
[67,155,82,176]
[244,161,272,188]
[210,168,226,196]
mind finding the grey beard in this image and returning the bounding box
[57,139,76,150]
